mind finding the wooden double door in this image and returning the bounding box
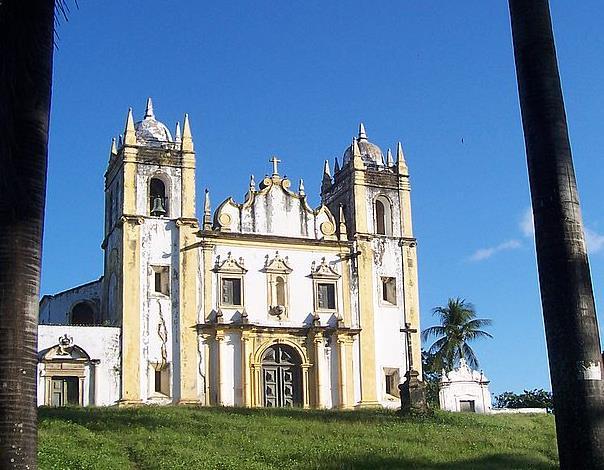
[50,376,79,406]
[261,344,302,407]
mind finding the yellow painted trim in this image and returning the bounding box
[252,337,310,366]
[178,220,200,403]
[340,257,352,326]
[120,218,142,404]
[198,233,350,253]
[356,239,379,405]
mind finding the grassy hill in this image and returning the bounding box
[38,406,557,469]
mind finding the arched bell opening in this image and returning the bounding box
[149,177,168,217]
[261,344,302,407]
[374,195,393,236]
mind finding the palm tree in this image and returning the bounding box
[0,1,56,468]
[509,1,604,467]
[421,298,492,373]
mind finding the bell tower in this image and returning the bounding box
[321,124,422,406]
[101,98,199,405]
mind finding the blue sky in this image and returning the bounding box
[43,1,604,396]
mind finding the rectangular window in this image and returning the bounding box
[459,400,476,412]
[381,277,397,305]
[221,277,242,306]
[153,365,170,396]
[151,266,169,296]
[317,283,336,310]
[384,368,400,397]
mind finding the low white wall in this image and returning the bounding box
[491,408,548,414]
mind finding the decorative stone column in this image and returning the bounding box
[241,332,253,407]
[301,364,311,409]
[216,331,225,406]
[337,336,348,409]
[314,335,326,408]
[199,332,213,406]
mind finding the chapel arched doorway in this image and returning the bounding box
[261,344,302,407]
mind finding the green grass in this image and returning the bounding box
[38,406,558,469]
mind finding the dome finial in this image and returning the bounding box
[358,122,367,141]
[144,97,155,120]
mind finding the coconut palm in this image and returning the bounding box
[421,298,492,372]
[0,1,56,468]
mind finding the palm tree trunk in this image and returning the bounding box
[0,1,55,468]
[509,1,604,467]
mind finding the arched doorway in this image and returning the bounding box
[261,344,302,407]
[71,302,95,325]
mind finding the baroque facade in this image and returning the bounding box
[38,99,422,409]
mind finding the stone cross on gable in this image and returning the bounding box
[269,156,281,176]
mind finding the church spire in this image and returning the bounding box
[358,122,367,141]
[203,189,212,230]
[321,160,332,194]
[338,204,348,241]
[181,113,194,152]
[323,159,331,178]
[110,137,117,157]
[396,141,408,174]
[123,107,136,145]
[334,156,340,173]
[386,148,394,166]
[144,97,155,119]
[174,121,181,143]
[352,137,365,170]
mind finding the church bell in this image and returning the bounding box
[151,196,166,217]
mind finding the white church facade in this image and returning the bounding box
[38,99,422,409]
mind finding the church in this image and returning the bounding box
[37,99,422,409]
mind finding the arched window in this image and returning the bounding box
[149,177,167,217]
[375,196,392,236]
[71,302,94,325]
[276,276,286,306]
[375,200,386,234]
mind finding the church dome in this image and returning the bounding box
[135,98,173,146]
[342,123,384,165]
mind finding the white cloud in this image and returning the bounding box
[469,239,522,262]
[584,228,604,254]
[520,208,534,237]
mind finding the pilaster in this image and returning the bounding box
[201,242,214,321]
[241,331,253,406]
[401,239,422,375]
[336,335,351,409]
[180,152,196,219]
[355,239,380,407]
[119,216,143,405]
[177,219,200,404]
[200,332,213,406]
[216,330,226,405]
[313,334,326,408]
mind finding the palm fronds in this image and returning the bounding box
[422,298,492,372]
